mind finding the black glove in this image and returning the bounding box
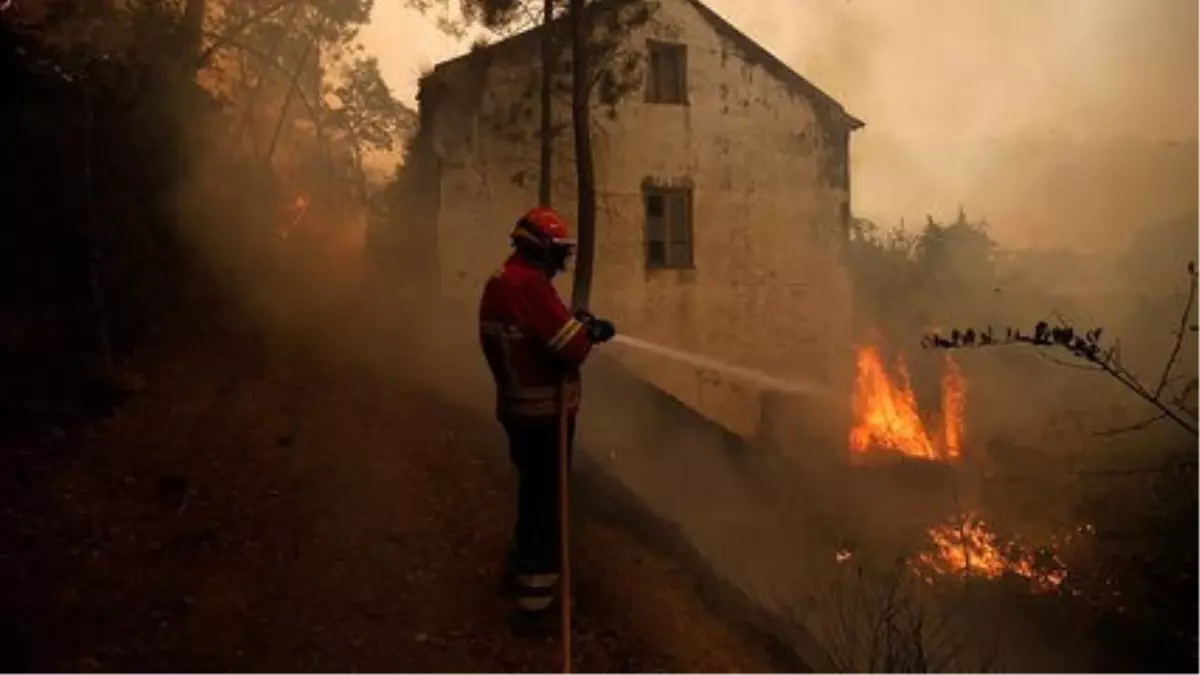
[573,309,615,343]
[586,318,616,344]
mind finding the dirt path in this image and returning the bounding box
[1,321,783,673]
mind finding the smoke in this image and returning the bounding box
[362,0,1198,249]
[345,2,1200,670]
[723,0,1199,248]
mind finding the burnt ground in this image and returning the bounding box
[0,310,788,673]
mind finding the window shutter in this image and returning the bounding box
[646,49,660,102]
[667,193,687,243]
[646,192,666,266]
[646,192,664,219]
[648,241,666,266]
[661,50,679,103]
[646,212,666,242]
[667,193,691,266]
[644,188,693,268]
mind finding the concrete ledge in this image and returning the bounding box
[572,449,831,673]
[575,353,838,672]
[397,309,838,670]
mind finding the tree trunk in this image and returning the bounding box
[195,0,297,71]
[264,39,314,165]
[568,0,595,311]
[241,4,303,156]
[181,0,208,62]
[537,0,554,206]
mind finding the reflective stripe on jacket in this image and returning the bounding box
[478,254,592,420]
[515,572,560,612]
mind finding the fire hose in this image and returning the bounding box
[556,316,833,673]
[557,378,572,674]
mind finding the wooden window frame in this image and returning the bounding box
[644,39,688,105]
[644,186,694,270]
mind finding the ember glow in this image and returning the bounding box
[940,354,965,456]
[849,346,965,461]
[277,194,310,241]
[916,513,1067,593]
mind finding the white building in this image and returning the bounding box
[410,0,863,440]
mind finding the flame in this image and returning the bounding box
[848,346,965,461]
[916,513,1067,592]
[940,353,965,458]
[277,194,310,241]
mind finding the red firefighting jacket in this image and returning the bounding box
[478,254,592,420]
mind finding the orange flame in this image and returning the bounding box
[940,353,965,458]
[849,346,965,461]
[277,194,310,241]
[916,513,1067,592]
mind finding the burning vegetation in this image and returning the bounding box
[848,346,966,462]
[845,347,1070,594]
[915,512,1069,593]
[276,193,310,242]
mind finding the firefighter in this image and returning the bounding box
[478,206,616,613]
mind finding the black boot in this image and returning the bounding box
[509,603,557,638]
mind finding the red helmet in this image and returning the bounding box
[511,207,576,271]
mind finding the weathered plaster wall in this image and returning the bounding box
[592,0,855,439]
[423,0,855,440]
[422,46,582,313]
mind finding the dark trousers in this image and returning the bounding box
[503,415,576,576]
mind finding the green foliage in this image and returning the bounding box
[407,0,656,138]
[406,0,550,34]
[376,0,656,274]
[914,209,996,293]
[924,262,1199,438]
[912,230,1199,671]
[0,5,208,423]
[215,0,373,54]
[325,56,415,155]
[0,0,406,424]
[843,208,998,346]
[196,0,409,186]
[580,0,653,113]
[461,0,546,31]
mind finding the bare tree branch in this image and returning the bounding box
[1095,413,1168,437]
[924,263,1199,438]
[197,0,296,69]
[264,37,314,164]
[1155,263,1198,398]
[205,32,337,168]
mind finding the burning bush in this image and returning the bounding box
[849,346,966,462]
[915,511,1068,593]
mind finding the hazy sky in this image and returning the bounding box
[360,0,1199,248]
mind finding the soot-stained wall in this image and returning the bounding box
[422,0,858,440]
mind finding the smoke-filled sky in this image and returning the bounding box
[361,0,1198,249]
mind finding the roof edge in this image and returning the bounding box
[682,0,863,131]
[417,0,865,131]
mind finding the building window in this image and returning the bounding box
[645,40,688,105]
[644,186,693,269]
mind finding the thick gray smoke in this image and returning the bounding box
[363,0,1199,249]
